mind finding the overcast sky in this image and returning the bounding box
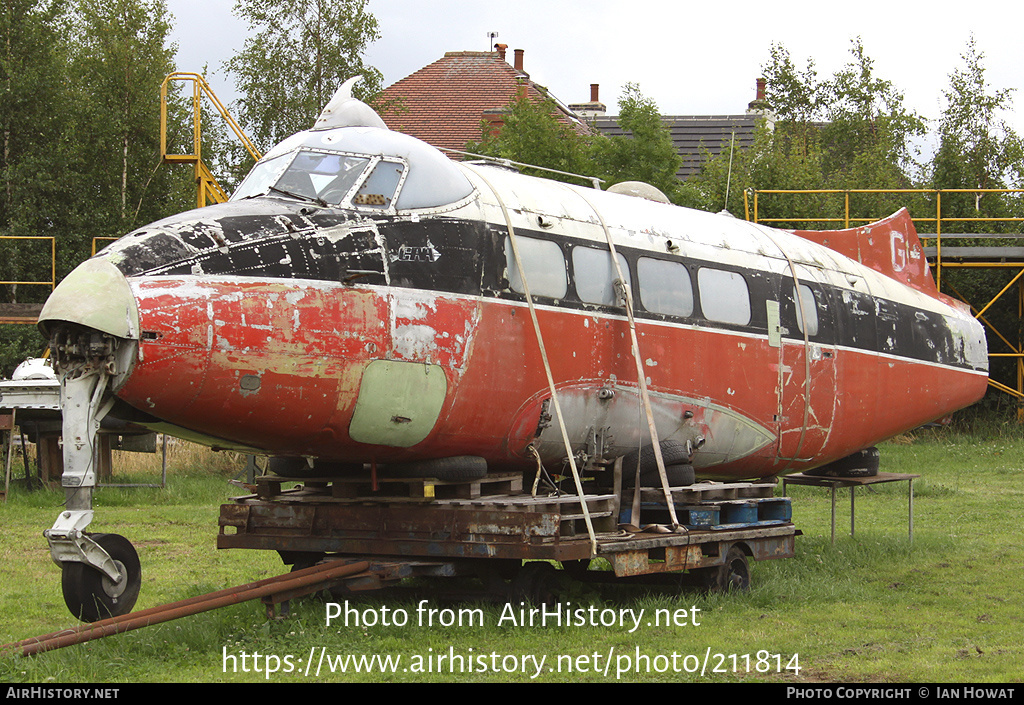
[165,0,1024,156]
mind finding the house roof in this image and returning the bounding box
[592,114,761,181]
[379,50,589,153]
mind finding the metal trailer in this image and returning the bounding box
[217,460,798,604]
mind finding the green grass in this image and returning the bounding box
[1,431,1022,683]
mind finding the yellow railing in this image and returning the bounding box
[160,72,262,208]
[91,237,119,256]
[744,187,1024,290]
[0,236,56,324]
[0,236,56,290]
[745,187,1024,411]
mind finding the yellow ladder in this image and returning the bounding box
[160,72,261,207]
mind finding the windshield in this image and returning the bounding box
[231,126,475,211]
[232,150,371,205]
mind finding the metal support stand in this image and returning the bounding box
[782,472,920,543]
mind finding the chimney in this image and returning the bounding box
[482,108,507,140]
[569,83,606,119]
[514,49,524,71]
[495,43,507,62]
[747,77,769,115]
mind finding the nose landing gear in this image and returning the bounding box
[44,326,142,622]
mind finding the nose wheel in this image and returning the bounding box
[60,533,141,622]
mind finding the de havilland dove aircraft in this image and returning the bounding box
[36,79,987,620]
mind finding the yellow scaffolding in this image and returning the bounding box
[745,188,1024,415]
[160,72,262,207]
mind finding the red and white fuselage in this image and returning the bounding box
[40,107,988,481]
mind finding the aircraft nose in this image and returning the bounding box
[38,258,140,341]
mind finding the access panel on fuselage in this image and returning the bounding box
[775,263,838,465]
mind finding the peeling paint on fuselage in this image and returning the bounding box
[79,144,989,479]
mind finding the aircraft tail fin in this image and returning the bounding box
[791,208,961,307]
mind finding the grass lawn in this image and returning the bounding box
[1,428,1021,683]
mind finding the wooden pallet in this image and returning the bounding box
[256,472,523,501]
[625,481,778,504]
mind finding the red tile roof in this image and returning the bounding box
[379,51,588,153]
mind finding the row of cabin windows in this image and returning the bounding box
[505,235,819,336]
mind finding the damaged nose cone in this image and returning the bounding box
[39,258,140,341]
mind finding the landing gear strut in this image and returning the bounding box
[44,326,141,621]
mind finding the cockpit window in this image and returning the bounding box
[231,152,292,201]
[232,150,370,205]
[231,127,475,211]
[284,152,369,204]
[353,160,404,209]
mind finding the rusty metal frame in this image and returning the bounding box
[218,492,796,581]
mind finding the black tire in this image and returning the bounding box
[267,456,310,477]
[61,533,141,622]
[640,463,695,487]
[621,440,692,478]
[382,455,487,481]
[694,545,750,593]
[805,447,880,478]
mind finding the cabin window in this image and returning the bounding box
[793,284,819,336]
[637,257,693,317]
[572,246,630,306]
[353,159,405,209]
[504,236,567,299]
[697,267,750,325]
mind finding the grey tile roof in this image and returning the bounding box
[592,114,760,180]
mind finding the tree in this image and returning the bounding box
[224,0,382,152]
[822,38,926,189]
[466,93,595,187]
[470,84,684,201]
[928,37,1024,395]
[590,83,683,202]
[0,0,189,372]
[1,0,72,303]
[67,0,188,248]
[689,44,828,222]
[931,35,1024,228]
[692,40,928,226]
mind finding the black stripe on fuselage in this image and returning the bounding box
[121,213,982,373]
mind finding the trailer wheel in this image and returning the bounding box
[61,533,141,622]
[511,562,560,605]
[560,558,590,578]
[696,545,750,593]
[383,455,487,481]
